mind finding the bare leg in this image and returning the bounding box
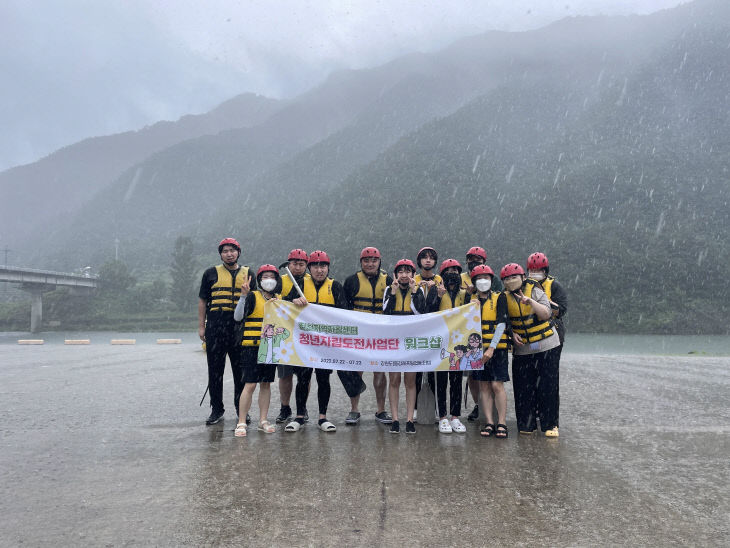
[350,372,364,412]
[491,381,507,425]
[388,372,401,421]
[479,380,495,425]
[373,372,387,414]
[404,372,417,422]
[259,382,271,423]
[238,383,257,421]
[279,375,293,407]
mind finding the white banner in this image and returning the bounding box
[260,300,484,372]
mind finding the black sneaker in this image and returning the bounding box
[467,405,479,422]
[375,411,393,424]
[303,410,309,423]
[205,409,224,425]
[246,413,251,425]
[276,406,292,424]
[406,421,416,434]
[390,420,400,434]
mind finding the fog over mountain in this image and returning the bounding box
[2,0,727,333]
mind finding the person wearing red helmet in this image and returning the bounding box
[382,259,427,434]
[197,238,255,426]
[526,252,567,438]
[501,262,561,437]
[275,249,312,425]
[232,264,282,436]
[460,246,502,422]
[469,265,511,438]
[343,246,393,425]
[424,259,469,434]
[281,250,363,433]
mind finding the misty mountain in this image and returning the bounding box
[6,0,729,333]
[38,0,702,268]
[0,92,283,253]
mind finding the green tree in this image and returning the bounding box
[97,260,136,293]
[170,236,197,311]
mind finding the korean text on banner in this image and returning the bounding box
[260,299,484,373]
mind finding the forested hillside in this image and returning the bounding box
[5,0,728,334]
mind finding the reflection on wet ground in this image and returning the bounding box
[0,346,728,546]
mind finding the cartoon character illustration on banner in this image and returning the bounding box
[257,324,292,364]
[464,333,483,369]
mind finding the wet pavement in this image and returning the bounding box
[0,343,728,546]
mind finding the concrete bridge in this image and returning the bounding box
[0,266,98,332]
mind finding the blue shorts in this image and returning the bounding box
[471,349,510,382]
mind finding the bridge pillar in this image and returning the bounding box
[30,288,43,333]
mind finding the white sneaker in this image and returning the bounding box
[439,418,452,433]
[450,418,466,433]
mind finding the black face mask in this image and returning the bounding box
[467,261,481,272]
[443,272,461,286]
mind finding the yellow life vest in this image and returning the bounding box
[541,276,554,301]
[391,288,415,315]
[439,288,467,311]
[460,271,473,289]
[303,277,336,306]
[209,265,249,312]
[352,271,387,314]
[241,291,279,347]
[471,292,509,350]
[281,272,311,297]
[414,273,442,298]
[506,280,554,343]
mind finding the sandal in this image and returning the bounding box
[545,427,559,438]
[234,422,247,437]
[319,420,337,432]
[258,420,276,434]
[284,420,301,432]
[495,424,508,438]
[480,423,495,437]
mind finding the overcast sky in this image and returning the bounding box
[1,0,686,171]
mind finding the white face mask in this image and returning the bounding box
[528,270,545,281]
[260,278,277,292]
[475,278,492,292]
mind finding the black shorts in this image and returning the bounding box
[240,346,276,383]
[471,349,510,382]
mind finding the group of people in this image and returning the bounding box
[198,238,567,439]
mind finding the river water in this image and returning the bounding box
[2,330,729,355]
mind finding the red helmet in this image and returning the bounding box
[500,263,525,279]
[470,264,494,280]
[218,237,241,254]
[360,247,381,260]
[288,248,308,262]
[439,258,463,275]
[256,264,279,278]
[466,246,487,261]
[394,259,417,274]
[527,252,549,271]
[416,246,438,268]
[308,250,330,265]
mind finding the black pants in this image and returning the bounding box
[292,366,332,416]
[512,349,559,432]
[428,371,463,418]
[204,314,244,416]
[337,370,367,398]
